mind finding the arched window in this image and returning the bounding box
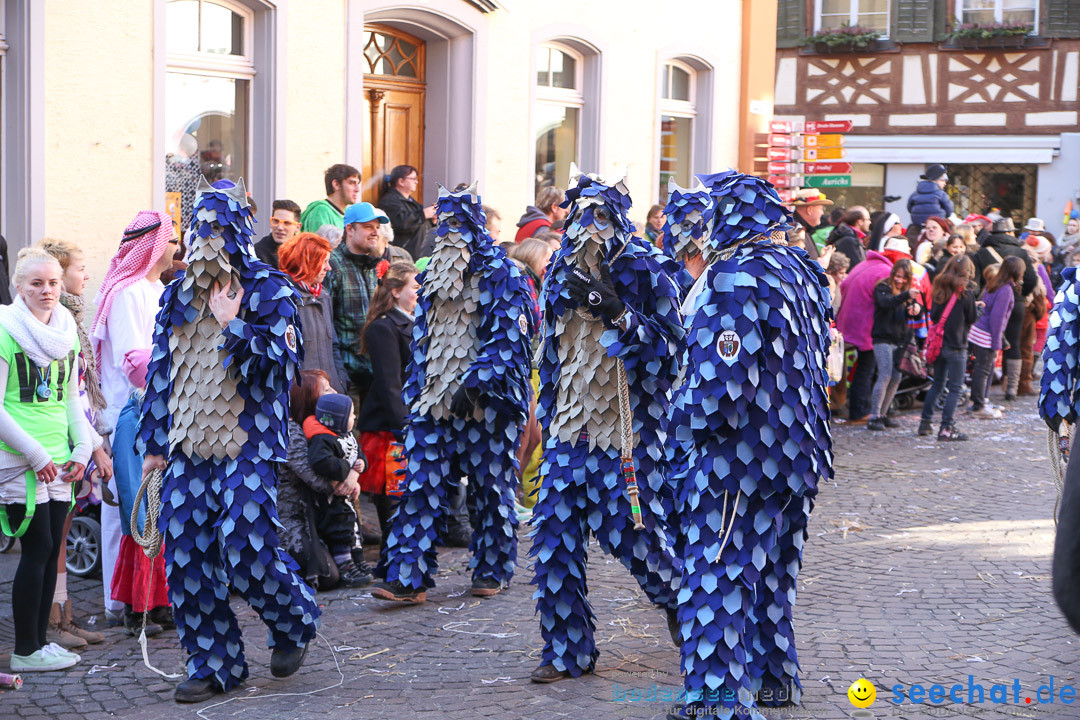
[657,60,696,204]
[534,42,584,196]
[164,0,255,228]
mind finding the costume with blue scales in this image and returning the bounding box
[667,172,833,720]
[137,178,319,699]
[527,164,685,683]
[372,182,535,602]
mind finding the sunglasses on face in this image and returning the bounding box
[270,217,300,229]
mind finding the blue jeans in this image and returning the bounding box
[921,347,967,428]
[869,343,901,419]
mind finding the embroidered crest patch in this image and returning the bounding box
[285,324,298,353]
[717,330,741,362]
[518,313,529,335]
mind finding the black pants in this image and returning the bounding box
[5,500,68,656]
[369,493,401,552]
[848,348,876,419]
[313,495,360,557]
[1004,301,1024,361]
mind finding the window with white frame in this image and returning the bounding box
[657,61,695,205]
[165,0,253,228]
[534,43,582,196]
[957,0,1037,27]
[816,0,890,35]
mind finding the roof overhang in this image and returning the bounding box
[843,135,1062,164]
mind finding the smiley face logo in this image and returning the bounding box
[848,678,876,708]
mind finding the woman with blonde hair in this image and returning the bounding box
[35,237,112,650]
[1,248,93,672]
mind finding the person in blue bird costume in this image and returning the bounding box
[666,172,833,720]
[369,182,535,603]
[661,176,719,300]
[137,178,320,704]
[1040,268,1080,634]
[528,163,685,684]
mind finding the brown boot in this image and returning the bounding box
[47,602,88,650]
[62,600,105,644]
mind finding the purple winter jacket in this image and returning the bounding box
[837,250,893,351]
[972,283,1016,351]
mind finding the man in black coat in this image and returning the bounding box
[973,217,1037,294]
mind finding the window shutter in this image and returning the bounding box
[776,0,806,49]
[1045,0,1080,39]
[893,0,936,43]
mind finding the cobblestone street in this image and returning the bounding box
[1,397,1075,720]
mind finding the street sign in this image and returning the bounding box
[767,161,803,174]
[803,134,845,148]
[804,175,852,188]
[806,119,854,133]
[777,188,797,202]
[767,147,795,162]
[804,162,853,174]
[767,133,795,147]
[769,120,803,134]
[802,147,846,161]
[767,175,800,189]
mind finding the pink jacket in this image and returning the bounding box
[837,250,893,351]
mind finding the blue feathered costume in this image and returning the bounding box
[528,165,685,681]
[138,179,319,694]
[1042,268,1080,431]
[372,183,535,601]
[668,173,833,720]
[661,179,713,299]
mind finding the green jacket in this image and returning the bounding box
[301,199,345,233]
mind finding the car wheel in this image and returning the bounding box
[66,516,101,577]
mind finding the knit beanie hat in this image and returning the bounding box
[315,393,353,435]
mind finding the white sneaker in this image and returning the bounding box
[43,642,80,663]
[10,648,77,672]
[974,407,1002,419]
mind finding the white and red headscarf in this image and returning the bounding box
[90,210,174,354]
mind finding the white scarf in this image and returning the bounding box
[0,296,78,368]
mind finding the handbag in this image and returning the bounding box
[924,292,958,365]
[896,338,927,379]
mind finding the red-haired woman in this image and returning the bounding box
[278,232,347,393]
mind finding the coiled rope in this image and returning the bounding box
[1049,423,1072,527]
[129,466,180,678]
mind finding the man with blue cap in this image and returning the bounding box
[327,201,390,410]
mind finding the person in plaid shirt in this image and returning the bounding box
[328,202,390,410]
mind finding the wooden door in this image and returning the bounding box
[361,25,426,205]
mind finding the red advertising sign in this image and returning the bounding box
[767,134,795,147]
[767,147,794,162]
[767,175,799,189]
[804,162,853,174]
[805,119,854,133]
[777,188,797,202]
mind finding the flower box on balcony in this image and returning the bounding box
[948,22,1033,50]
[805,26,882,54]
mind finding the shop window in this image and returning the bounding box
[947,163,1037,227]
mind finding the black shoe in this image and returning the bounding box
[337,559,374,588]
[665,607,682,647]
[938,425,969,442]
[369,580,426,604]
[917,419,933,436]
[1004,393,1017,402]
[444,524,472,548]
[866,417,886,431]
[174,676,222,704]
[471,577,503,597]
[530,663,574,683]
[882,415,900,428]
[149,606,176,631]
[270,642,308,678]
[124,609,162,638]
